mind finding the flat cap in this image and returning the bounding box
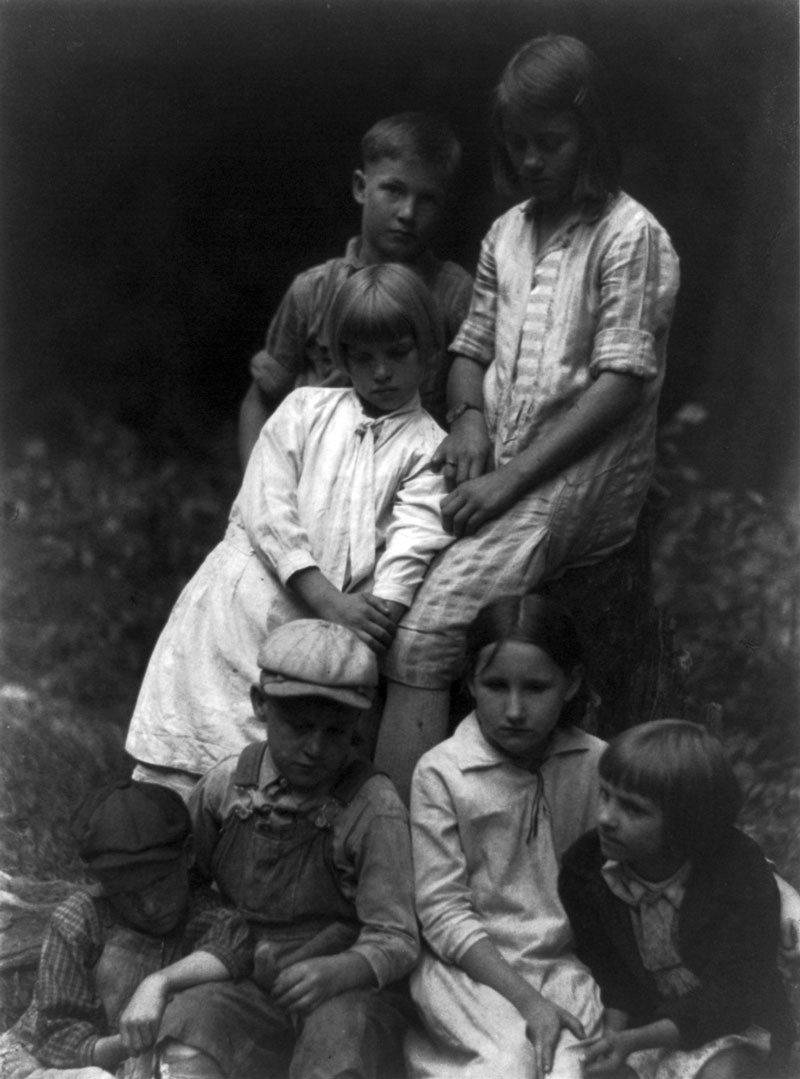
[72,780,191,870]
[258,619,378,710]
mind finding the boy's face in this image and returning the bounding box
[251,687,359,795]
[95,856,192,936]
[343,334,423,416]
[353,155,447,265]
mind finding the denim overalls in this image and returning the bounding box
[211,745,374,951]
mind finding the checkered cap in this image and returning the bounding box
[257,619,378,710]
[72,780,191,870]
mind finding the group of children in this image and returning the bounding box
[3,31,796,1079]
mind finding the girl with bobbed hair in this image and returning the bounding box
[377,34,681,800]
[126,263,452,791]
[559,720,795,1079]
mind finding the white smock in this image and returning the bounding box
[125,388,451,775]
[407,714,605,1079]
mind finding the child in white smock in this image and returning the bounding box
[126,264,452,794]
[406,593,605,1079]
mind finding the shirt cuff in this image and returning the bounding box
[589,327,660,380]
[275,550,318,587]
[351,940,416,989]
[450,330,494,368]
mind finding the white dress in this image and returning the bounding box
[125,388,451,775]
[408,715,605,1079]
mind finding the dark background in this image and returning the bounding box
[1,0,797,496]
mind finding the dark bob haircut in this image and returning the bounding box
[328,263,443,373]
[464,593,588,728]
[491,34,621,216]
[599,719,743,861]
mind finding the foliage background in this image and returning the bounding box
[0,0,798,1044]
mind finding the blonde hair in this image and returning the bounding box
[329,263,443,371]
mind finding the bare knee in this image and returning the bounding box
[158,1038,225,1079]
[696,1046,765,1079]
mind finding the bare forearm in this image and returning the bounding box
[446,355,486,412]
[288,568,400,651]
[460,938,544,1016]
[498,372,645,500]
[151,952,230,995]
[614,1019,681,1056]
[289,566,342,618]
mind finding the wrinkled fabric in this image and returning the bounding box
[406,716,605,1078]
[126,388,451,775]
[386,191,680,689]
[7,888,249,1071]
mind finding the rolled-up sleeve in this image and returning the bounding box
[410,759,488,963]
[450,222,500,368]
[184,887,253,981]
[250,278,309,384]
[589,217,680,381]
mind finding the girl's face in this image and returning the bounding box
[469,640,581,768]
[504,108,582,214]
[344,334,424,417]
[597,780,679,880]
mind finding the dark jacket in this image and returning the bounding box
[558,827,794,1063]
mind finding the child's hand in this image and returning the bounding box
[432,411,493,490]
[326,592,399,652]
[270,955,351,1014]
[579,1031,631,1076]
[117,973,169,1054]
[441,470,520,537]
[522,997,585,1078]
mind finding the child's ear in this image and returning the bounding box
[251,684,268,722]
[564,664,584,703]
[352,169,367,205]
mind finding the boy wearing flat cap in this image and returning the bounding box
[157,619,418,1079]
[0,781,250,1079]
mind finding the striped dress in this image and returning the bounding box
[386,191,680,689]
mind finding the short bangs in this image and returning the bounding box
[599,720,742,860]
[329,264,443,370]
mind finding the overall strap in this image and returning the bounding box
[329,758,380,806]
[233,742,269,787]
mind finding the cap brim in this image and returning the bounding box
[87,845,184,871]
[259,678,372,711]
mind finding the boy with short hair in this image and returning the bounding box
[0,782,250,1079]
[156,619,419,1079]
[237,111,473,464]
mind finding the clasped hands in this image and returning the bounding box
[432,412,517,537]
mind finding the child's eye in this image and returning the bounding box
[387,344,413,360]
[539,136,565,153]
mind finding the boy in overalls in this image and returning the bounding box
[0,781,251,1079]
[157,619,418,1078]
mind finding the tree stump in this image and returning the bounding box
[449,493,688,737]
